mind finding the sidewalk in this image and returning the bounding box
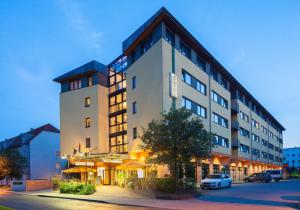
[12,185,295,210]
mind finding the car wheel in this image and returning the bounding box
[228,181,232,188]
[275,179,279,182]
[218,183,221,190]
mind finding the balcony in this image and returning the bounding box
[231,99,239,113]
[231,138,240,149]
[231,120,239,131]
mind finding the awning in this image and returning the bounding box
[116,161,147,170]
[62,166,97,173]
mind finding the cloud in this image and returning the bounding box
[55,0,103,49]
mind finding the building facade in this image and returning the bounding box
[54,7,284,183]
[283,147,300,168]
[0,124,61,183]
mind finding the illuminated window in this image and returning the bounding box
[85,97,91,107]
[85,118,91,128]
[86,138,91,148]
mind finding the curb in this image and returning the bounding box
[37,194,170,209]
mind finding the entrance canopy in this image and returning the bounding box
[62,166,97,173]
[116,161,147,170]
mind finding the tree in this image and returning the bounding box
[0,149,27,180]
[0,156,11,180]
[140,108,214,190]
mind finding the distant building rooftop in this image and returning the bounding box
[0,124,59,150]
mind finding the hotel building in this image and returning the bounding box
[54,7,284,184]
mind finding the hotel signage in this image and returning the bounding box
[169,73,178,98]
[75,161,94,166]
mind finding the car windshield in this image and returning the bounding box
[207,175,221,179]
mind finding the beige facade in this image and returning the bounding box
[60,84,109,155]
[55,7,284,184]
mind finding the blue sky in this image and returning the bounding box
[0,1,299,148]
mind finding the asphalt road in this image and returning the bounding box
[0,180,299,210]
[0,191,160,210]
[198,179,300,209]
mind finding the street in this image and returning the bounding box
[198,179,300,209]
[0,180,299,210]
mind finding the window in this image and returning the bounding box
[239,127,250,138]
[252,133,260,143]
[269,131,274,138]
[182,97,207,118]
[182,70,206,95]
[182,97,192,110]
[86,138,91,148]
[196,56,205,71]
[212,113,228,128]
[211,91,228,109]
[214,135,229,148]
[196,105,207,118]
[252,148,260,158]
[85,118,91,128]
[210,68,218,81]
[269,154,274,160]
[132,76,136,89]
[132,102,137,114]
[262,151,268,159]
[85,97,91,107]
[88,76,93,86]
[70,79,81,90]
[179,41,191,59]
[140,35,153,54]
[165,28,175,45]
[182,71,191,85]
[240,144,250,153]
[133,127,137,139]
[261,125,268,134]
[239,111,249,122]
[252,119,259,129]
[261,139,268,147]
[196,81,206,95]
[268,143,274,150]
[220,76,228,90]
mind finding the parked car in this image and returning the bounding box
[243,173,272,183]
[201,174,232,189]
[263,170,282,182]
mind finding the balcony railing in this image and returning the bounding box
[231,120,239,131]
[231,99,239,113]
[231,138,239,149]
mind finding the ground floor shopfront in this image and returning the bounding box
[195,153,282,183]
[62,152,282,185]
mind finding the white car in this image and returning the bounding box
[201,174,232,189]
[263,170,283,182]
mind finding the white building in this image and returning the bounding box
[0,124,61,182]
[283,147,300,168]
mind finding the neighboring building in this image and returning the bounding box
[283,147,300,168]
[54,7,285,183]
[0,124,61,181]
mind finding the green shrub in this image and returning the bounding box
[60,182,84,194]
[77,184,96,195]
[59,182,95,195]
[154,178,176,193]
